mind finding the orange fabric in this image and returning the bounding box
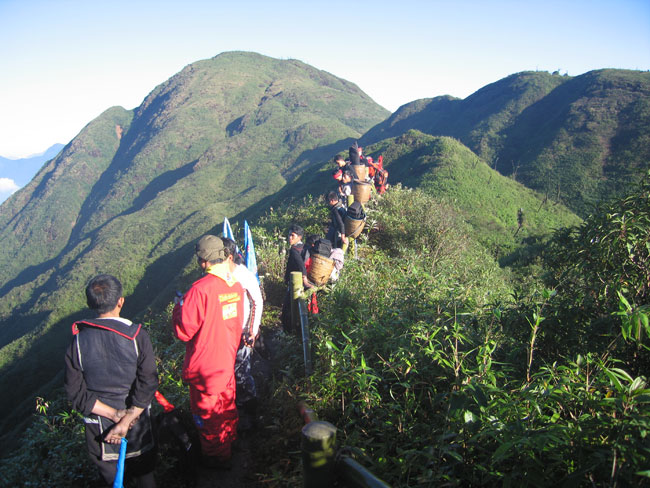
[308,292,319,314]
[155,391,175,413]
[172,274,244,393]
[190,380,238,458]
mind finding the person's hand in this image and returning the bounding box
[112,409,127,423]
[104,418,131,444]
[246,333,256,348]
[103,407,143,444]
[342,235,349,245]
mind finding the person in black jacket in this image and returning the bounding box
[281,224,313,334]
[326,191,348,249]
[64,274,158,488]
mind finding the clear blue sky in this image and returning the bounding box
[1,0,649,161]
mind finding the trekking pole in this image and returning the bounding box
[344,194,355,254]
[298,298,312,376]
[113,437,127,488]
[290,271,303,335]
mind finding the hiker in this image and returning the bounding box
[332,154,351,181]
[338,170,354,201]
[222,237,263,432]
[64,274,158,488]
[326,191,348,249]
[329,247,345,282]
[349,142,362,165]
[302,233,321,274]
[172,235,244,470]
[281,224,313,334]
[332,156,350,183]
[367,155,389,194]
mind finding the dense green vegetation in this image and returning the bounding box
[0,54,648,486]
[2,177,647,486]
[250,179,649,486]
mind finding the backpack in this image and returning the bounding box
[311,238,332,257]
[346,201,365,220]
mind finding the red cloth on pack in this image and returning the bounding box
[308,292,319,314]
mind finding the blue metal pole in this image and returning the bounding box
[113,437,127,488]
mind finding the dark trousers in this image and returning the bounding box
[235,344,256,407]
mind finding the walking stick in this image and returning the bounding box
[113,437,127,488]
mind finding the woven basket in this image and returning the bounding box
[352,180,372,204]
[351,164,368,181]
[345,216,366,239]
[308,254,335,286]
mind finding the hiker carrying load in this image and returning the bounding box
[326,190,348,249]
[367,155,388,194]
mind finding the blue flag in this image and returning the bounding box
[222,217,234,241]
[223,217,241,256]
[113,437,127,488]
[244,220,259,282]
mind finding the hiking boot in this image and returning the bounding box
[201,455,232,470]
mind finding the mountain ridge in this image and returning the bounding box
[0,52,390,443]
[362,69,650,214]
[0,54,647,454]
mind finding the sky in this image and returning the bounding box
[0,0,649,162]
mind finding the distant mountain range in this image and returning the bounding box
[0,144,64,202]
[0,51,647,450]
[361,69,650,215]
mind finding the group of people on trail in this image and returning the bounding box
[62,143,388,485]
[65,233,263,486]
[280,142,387,335]
[332,141,388,198]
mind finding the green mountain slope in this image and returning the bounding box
[0,107,133,292]
[366,131,581,252]
[362,69,650,214]
[0,51,388,446]
[362,71,567,160]
[244,129,580,258]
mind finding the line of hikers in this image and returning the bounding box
[63,144,387,486]
[281,142,388,334]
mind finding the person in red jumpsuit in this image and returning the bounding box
[172,235,244,469]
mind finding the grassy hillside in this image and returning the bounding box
[500,69,650,214]
[0,107,133,296]
[0,51,389,448]
[362,69,650,215]
[364,130,581,254]
[2,178,647,486]
[362,71,567,161]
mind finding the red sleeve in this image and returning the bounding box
[172,286,205,342]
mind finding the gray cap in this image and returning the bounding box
[195,235,226,262]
